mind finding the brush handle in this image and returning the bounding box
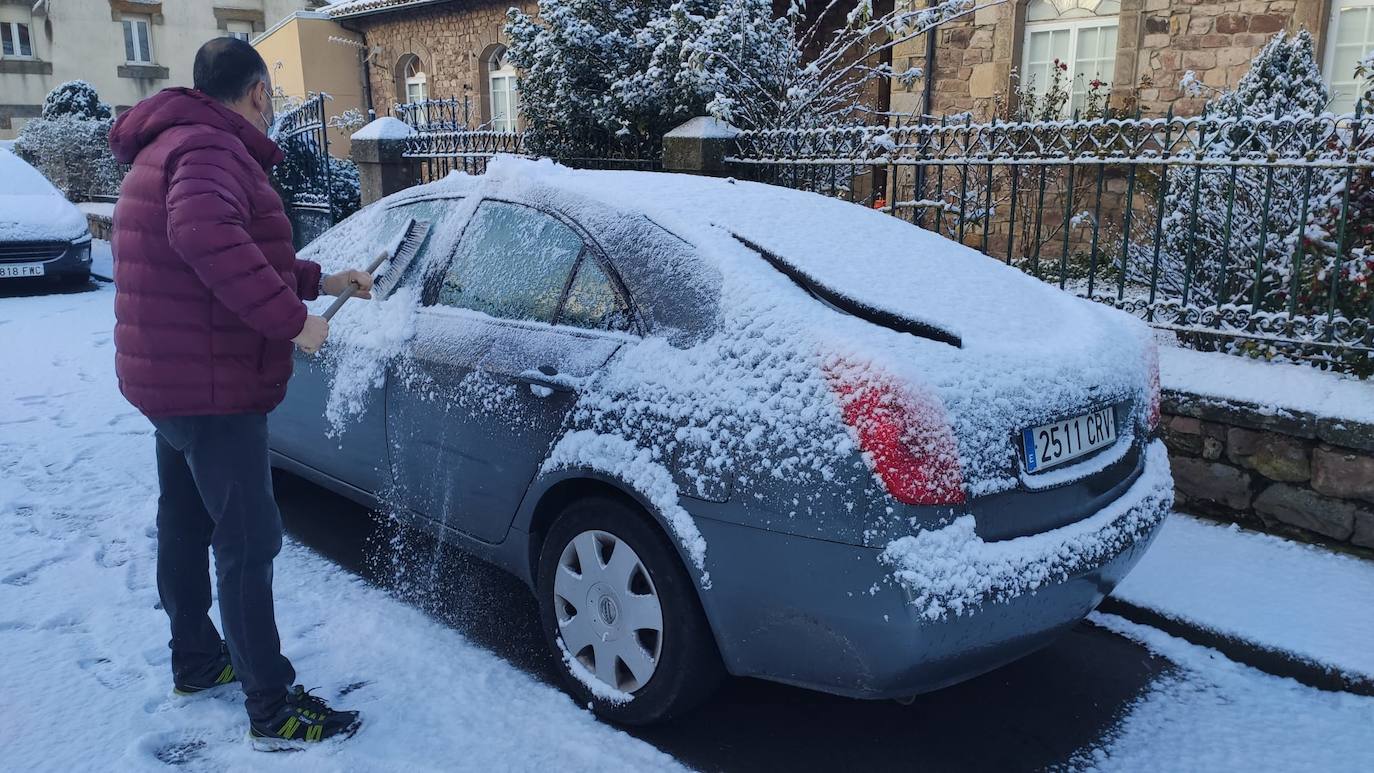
[321,249,391,321]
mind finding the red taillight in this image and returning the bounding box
[1145,342,1161,432]
[826,365,965,506]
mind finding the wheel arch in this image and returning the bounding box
[514,469,715,606]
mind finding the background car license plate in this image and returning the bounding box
[1022,406,1117,473]
[0,263,45,279]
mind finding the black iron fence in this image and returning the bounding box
[730,109,1374,372]
[397,98,661,182]
[394,101,1373,373]
[273,94,337,247]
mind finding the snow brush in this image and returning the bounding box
[320,218,431,322]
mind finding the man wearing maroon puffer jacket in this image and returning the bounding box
[110,38,368,749]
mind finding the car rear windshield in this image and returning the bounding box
[733,233,962,348]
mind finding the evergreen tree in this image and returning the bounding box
[41,80,113,121]
[1156,31,1336,309]
[506,0,988,158]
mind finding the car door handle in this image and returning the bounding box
[515,366,576,395]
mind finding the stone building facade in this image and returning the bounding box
[328,0,537,129]
[890,0,1341,121]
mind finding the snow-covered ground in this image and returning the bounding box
[1083,613,1374,772]
[0,284,683,772]
[92,238,114,281]
[3,283,1373,772]
[1113,513,1374,680]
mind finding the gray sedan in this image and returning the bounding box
[269,161,1172,725]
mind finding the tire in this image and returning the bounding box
[536,494,724,725]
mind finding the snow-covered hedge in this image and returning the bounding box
[13,81,124,200]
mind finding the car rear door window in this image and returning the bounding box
[437,201,584,322]
[558,258,632,332]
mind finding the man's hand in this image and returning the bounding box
[293,315,329,355]
[322,269,374,299]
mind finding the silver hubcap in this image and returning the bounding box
[554,530,664,693]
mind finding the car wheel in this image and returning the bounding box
[536,494,724,725]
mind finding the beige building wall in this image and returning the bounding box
[254,12,366,156]
[0,0,323,140]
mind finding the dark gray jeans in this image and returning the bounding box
[152,413,294,722]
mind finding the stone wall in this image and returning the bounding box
[1163,389,1374,555]
[356,0,537,122]
[891,0,1330,121]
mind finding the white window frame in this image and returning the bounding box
[487,51,519,133]
[1,20,33,59]
[1325,0,1374,115]
[404,57,427,105]
[1021,15,1119,117]
[225,21,254,43]
[122,15,153,64]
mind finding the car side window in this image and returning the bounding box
[558,258,632,332]
[436,201,584,323]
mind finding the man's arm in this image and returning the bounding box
[166,149,307,341]
[294,258,323,302]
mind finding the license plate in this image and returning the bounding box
[0,263,45,279]
[1022,406,1117,473]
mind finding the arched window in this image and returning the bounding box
[487,48,519,132]
[1327,0,1374,114]
[1022,0,1120,116]
[404,56,428,104]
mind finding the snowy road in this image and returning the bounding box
[3,280,1372,772]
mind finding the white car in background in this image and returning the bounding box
[0,149,93,285]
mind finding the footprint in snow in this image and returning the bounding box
[338,680,371,697]
[96,539,131,568]
[2,553,71,586]
[0,621,35,633]
[79,656,144,691]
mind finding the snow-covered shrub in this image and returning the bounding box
[13,82,123,200]
[272,130,361,221]
[40,80,113,121]
[1155,31,1336,309]
[505,0,991,158]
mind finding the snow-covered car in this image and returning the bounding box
[269,157,1173,725]
[0,149,93,285]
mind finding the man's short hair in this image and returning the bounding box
[193,38,269,103]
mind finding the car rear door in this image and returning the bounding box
[386,199,636,543]
[268,197,454,495]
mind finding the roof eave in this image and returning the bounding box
[328,0,457,20]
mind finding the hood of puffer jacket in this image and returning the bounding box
[109,87,284,169]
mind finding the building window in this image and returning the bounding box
[404,56,428,104]
[1327,1,1374,114]
[1021,0,1120,116]
[225,21,254,42]
[122,15,153,64]
[488,48,519,132]
[1,21,33,58]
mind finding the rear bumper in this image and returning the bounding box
[694,440,1173,699]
